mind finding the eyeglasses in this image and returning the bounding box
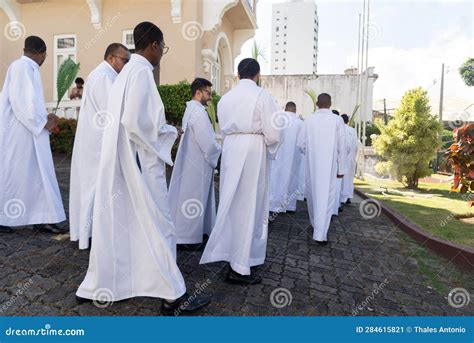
[202,89,212,95]
[112,55,130,63]
[160,42,169,55]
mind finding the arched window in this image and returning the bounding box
[211,53,221,94]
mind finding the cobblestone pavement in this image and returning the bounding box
[0,154,473,316]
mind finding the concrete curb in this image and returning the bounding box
[354,188,474,270]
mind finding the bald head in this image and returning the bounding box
[104,43,130,73]
[317,93,331,109]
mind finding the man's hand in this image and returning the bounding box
[45,113,59,133]
[177,128,184,137]
[337,174,344,178]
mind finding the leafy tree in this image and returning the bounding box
[373,88,442,189]
[459,57,474,87]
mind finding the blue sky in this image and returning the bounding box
[238,0,474,119]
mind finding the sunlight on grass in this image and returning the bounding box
[355,176,474,248]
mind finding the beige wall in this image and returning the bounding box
[0,0,203,101]
[0,0,254,100]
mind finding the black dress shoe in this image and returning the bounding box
[346,199,352,204]
[226,268,262,285]
[286,210,296,214]
[0,225,13,233]
[75,295,93,304]
[338,206,343,213]
[34,223,69,234]
[315,240,328,246]
[161,292,212,316]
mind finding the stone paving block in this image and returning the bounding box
[0,154,473,316]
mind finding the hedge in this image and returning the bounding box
[158,80,192,126]
[50,80,221,154]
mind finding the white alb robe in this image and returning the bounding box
[0,56,65,227]
[297,109,346,241]
[76,54,186,301]
[269,111,302,212]
[168,100,221,244]
[69,61,118,249]
[340,125,360,203]
[200,79,281,275]
[297,117,306,201]
[332,177,343,216]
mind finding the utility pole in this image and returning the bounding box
[439,63,444,124]
[383,98,388,124]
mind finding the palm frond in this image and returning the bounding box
[304,89,317,112]
[206,101,218,132]
[54,58,80,113]
[251,40,267,63]
[349,104,360,127]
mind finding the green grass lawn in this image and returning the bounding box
[355,176,474,248]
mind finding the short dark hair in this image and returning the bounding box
[75,77,84,84]
[332,109,340,116]
[24,36,46,54]
[341,114,349,124]
[104,43,128,60]
[285,101,296,112]
[191,78,212,96]
[317,93,331,108]
[238,58,260,79]
[133,21,163,51]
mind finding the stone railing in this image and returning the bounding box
[45,100,81,120]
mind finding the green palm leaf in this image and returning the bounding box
[304,89,317,112]
[207,101,218,132]
[54,58,80,114]
[251,40,267,63]
[206,91,221,132]
[348,104,360,127]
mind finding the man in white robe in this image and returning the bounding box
[200,58,281,284]
[297,93,345,244]
[297,114,306,201]
[0,36,66,233]
[76,22,210,315]
[169,78,221,246]
[69,43,130,250]
[331,109,344,216]
[340,114,361,204]
[269,101,303,213]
